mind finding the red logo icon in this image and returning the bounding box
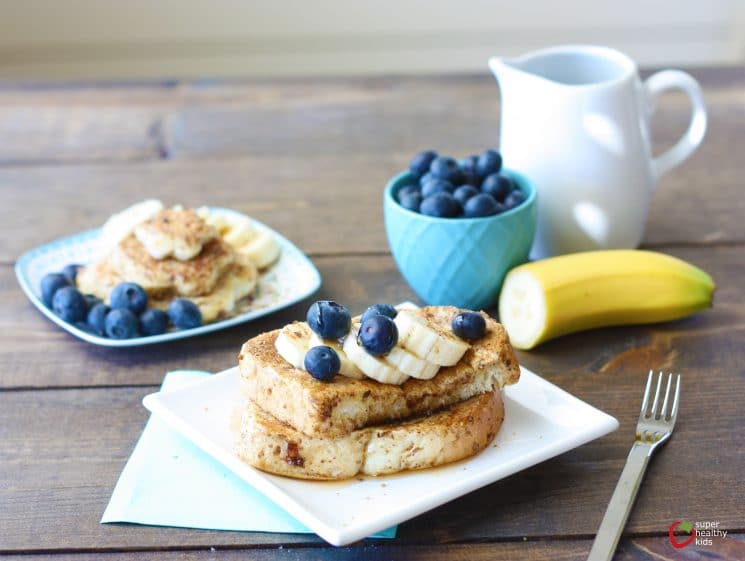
[669,520,696,549]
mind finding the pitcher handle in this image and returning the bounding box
[645,70,707,183]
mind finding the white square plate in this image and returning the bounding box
[143,366,618,545]
[15,208,321,347]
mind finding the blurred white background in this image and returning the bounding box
[0,0,743,81]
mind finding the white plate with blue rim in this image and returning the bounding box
[15,208,321,347]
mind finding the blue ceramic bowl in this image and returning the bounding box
[384,169,537,309]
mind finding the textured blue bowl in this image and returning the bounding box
[384,169,537,310]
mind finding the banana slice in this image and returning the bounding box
[275,322,313,368]
[198,208,254,242]
[238,229,281,269]
[342,324,409,385]
[223,220,256,248]
[197,207,280,269]
[196,207,231,237]
[395,309,469,366]
[189,284,235,323]
[384,345,440,380]
[189,256,258,322]
[101,199,164,251]
[134,207,217,261]
[308,332,365,379]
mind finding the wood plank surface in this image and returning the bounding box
[0,254,418,389]
[0,151,743,264]
[0,84,177,165]
[2,246,743,551]
[1,68,744,560]
[0,69,741,167]
[1,244,740,389]
[1,69,744,262]
[0,155,396,262]
[3,535,744,560]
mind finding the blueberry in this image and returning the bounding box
[105,308,139,339]
[399,192,422,212]
[360,304,398,325]
[464,193,503,218]
[419,172,436,186]
[86,303,110,336]
[110,282,148,314]
[357,315,398,356]
[481,173,514,202]
[459,170,479,187]
[421,178,454,198]
[307,300,351,340]
[397,184,420,201]
[140,308,170,336]
[84,294,102,310]
[40,273,70,307]
[429,156,463,184]
[503,189,526,209]
[409,150,438,179]
[476,149,502,179]
[452,311,487,342]
[420,192,461,218]
[460,155,479,176]
[304,345,341,382]
[52,286,88,323]
[168,299,202,329]
[453,185,479,206]
[74,321,96,334]
[62,263,82,284]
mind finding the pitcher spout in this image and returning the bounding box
[487,56,521,83]
[488,52,562,92]
[490,45,637,89]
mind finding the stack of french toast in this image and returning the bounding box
[77,200,280,323]
[237,302,520,480]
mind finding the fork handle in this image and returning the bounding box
[587,444,651,561]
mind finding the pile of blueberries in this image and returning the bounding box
[397,148,525,218]
[40,265,203,339]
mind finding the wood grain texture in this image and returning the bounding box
[0,156,394,262]
[1,69,744,262]
[0,84,176,165]
[1,149,743,263]
[1,274,743,552]
[1,244,740,389]
[3,535,744,559]
[0,254,418,389]
[1,69,744,559]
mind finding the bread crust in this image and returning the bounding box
[238,390,504,480]
[238,306,520,437]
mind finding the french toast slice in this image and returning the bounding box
[238,306,520,438]
[134,208,218,261]
[238,389,504,480]
[148,255,258,322]
[110,233,235,296]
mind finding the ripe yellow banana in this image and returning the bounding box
[498,250,715,350]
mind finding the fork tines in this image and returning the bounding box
[640,370,680,423]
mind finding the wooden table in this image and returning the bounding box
[1,68,743,561]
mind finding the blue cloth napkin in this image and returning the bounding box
[102,370,396,538]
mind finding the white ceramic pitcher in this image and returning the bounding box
[489,45,707,259]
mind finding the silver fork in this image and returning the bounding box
[587,371,681,561]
